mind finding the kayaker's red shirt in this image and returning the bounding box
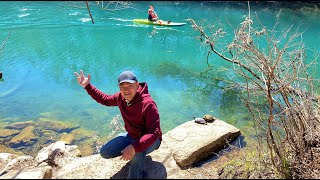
[84,82,162,152]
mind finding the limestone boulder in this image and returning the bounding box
[163,119,241,168]
[0,155,37,177]
[0,153,18,172]
[0,165,52,179]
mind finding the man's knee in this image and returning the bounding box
[100,148,113,159]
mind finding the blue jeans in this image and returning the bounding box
[100,132,161,179]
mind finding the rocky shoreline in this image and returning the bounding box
[0,117,241,179]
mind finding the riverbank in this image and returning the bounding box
[1,118,244,179]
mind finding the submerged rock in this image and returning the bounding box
[37,118,80,133]
[1,119,102,158]
[4,121,35,130]
[0,145,24,157]
[0,128,19,138]
[59,133,74,145]
[9,126,38,148]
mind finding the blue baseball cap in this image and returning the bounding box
[118,71,138,84]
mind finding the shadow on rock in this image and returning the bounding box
[110,161,129,179]
[110,156,167,179]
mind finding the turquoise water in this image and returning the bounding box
[0,1,319,139]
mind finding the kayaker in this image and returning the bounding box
[148,6,161,23]
[74,70,162,179]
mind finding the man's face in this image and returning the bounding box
[119,82,138,101]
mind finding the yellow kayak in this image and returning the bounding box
[133,19,186,27]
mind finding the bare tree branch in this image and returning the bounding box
[189,2,320,178]
[85,1,94,24]
[1,31,11,50]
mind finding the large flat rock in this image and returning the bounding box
[163,119,241,168]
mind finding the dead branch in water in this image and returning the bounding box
[85,1,94,24]
[1,31,11,50]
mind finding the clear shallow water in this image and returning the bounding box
[0,1,319,140]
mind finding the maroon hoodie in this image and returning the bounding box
[84,82,162,152]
